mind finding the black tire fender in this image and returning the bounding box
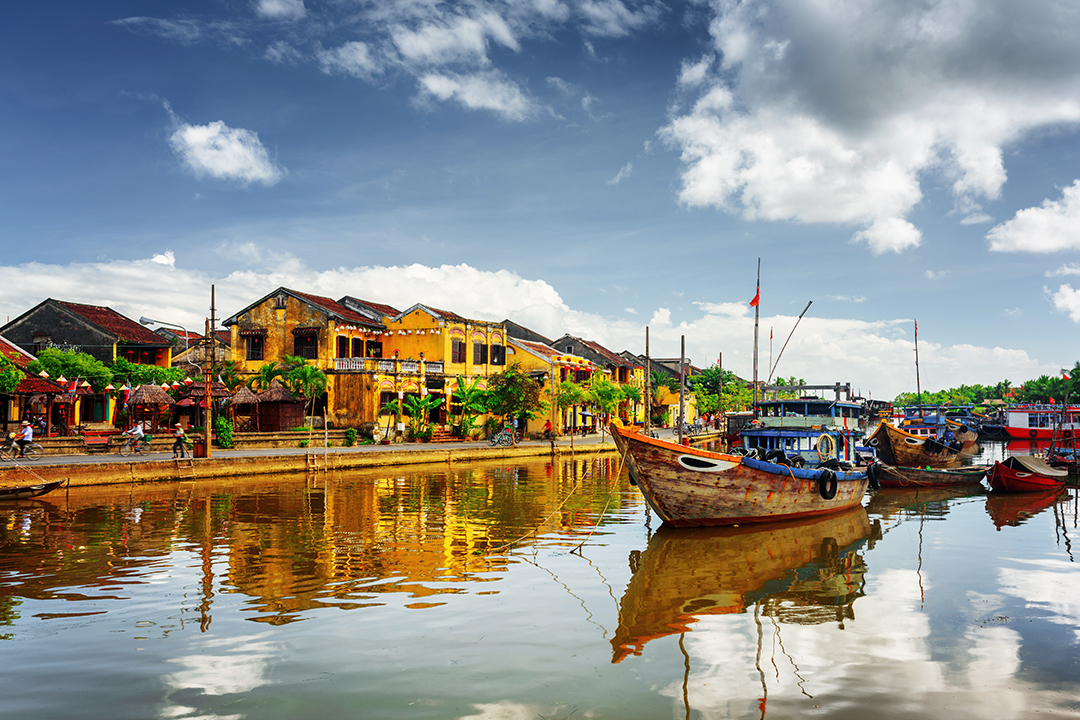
[867,462,881,490]
[1029,429,1038,438]
[818,469,838,500]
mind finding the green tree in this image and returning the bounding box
[0,358,22,395]
[451,375,488,437]
[486,364,544,441]
[27,348,112,392]
[285,362,328,419]
[585,377,623,442]
[402,394,444,437]
[249,362,285,392]
[109,357,185,389]
[554,380,586,451]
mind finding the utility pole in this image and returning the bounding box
[678,335,685,445]
[645,327,651,436]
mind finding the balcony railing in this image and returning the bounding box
[333,358,445,375]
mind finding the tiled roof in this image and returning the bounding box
[57,301,167,345]
[15,374,64,394]
[515,339,560,359]
[0,336,34,368]
[290,290,383,329]
[341,296,399,320]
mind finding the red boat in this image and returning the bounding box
[987,455,1067,493]
[1003,405,1080,440]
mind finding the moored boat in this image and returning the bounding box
[867,422,964,469]
[738,397,866,466]
[1002,404,1080,440]
[986,455,1067,493]
[610,423,868,527]
[0,479,66,500]
[876,464,987,488]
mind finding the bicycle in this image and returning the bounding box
[0,433,43,461]
[118,433,153,457]
[489,428,515,446]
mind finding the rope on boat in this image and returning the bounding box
[487,466,592,555]
[569,438,631,555]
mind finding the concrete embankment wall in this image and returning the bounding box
[2,442,619,488]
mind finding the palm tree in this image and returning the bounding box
[287,363,328,419]
[249,362,285,392]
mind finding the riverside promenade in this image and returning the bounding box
[0,428,694,489]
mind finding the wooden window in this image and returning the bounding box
[352,338,364,357]
[246,336,264,361]
[294,332,318,359]
[365,340,382,358]
[473,342,488,365]
[337,336,350,358]
[451,340,466,363]
[490,344,505,365]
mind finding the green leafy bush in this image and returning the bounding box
[345,428,357,447]
[214,416,234,449]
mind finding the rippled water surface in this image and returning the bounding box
[2,451,1079,719]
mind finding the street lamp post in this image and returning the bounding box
[140,315,209,457]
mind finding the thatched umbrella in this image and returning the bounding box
[126,383,176,433]
[256,379,297,403]
[228,385,260,431]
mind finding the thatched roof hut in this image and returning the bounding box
[229,385,260,404]
[257,379,297,403]
[181,380,233,400]
[127,384,175,406]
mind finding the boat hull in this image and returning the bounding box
[0,479,66,500]
[987,458,1067,493]
[867,422,964,469]
[877,464,987,488]
[611,424,868,527]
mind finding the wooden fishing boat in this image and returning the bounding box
[610,423,868,527]
[866,422,964,469]
[986,455,1067,493]
[611,506,872,662]
[876,463,987,488]
[986,486,1065,529]
[0,479,66,500]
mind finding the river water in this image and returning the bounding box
[2,450,1079,719]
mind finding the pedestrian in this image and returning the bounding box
[172,422,186,458]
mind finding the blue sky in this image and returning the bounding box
[4,0,1080,399]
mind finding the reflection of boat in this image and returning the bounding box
[867,422,964,469]
[610,423,868,527]
[877,464,987,488]
[0,479,66,500]
[987,456,1067,493]
[611,506,872,662]
[985,486,1066,529]
[865,486,983,517]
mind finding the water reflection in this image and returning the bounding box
[0,456,637,631]
[986,487,1066,530]
[611,506,876,663]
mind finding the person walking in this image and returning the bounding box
[171,423,186,458]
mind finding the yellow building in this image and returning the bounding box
[505,337,601,436]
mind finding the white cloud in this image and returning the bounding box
[577,0,663,37]
[254,0,305,21]
[829,295,866,303]
[265,40,303,65]
[417,71,535,121]
[1047,263,1080,277]
[925,270,949,280]
[316,41,382,78]
[111,17,206,45]
[391,14,518,67]
[168,117,285,185]
[606,161,633,185]
[1050,284,1080,322]
[677,55,713,88]
[662,0,1080,252]
[988,180,1080,252]
[0,254,1058,399]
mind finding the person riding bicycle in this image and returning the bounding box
[125,421,145,441]
[16,420,33,457]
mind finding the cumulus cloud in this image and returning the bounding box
[1050,284,1080,322]
[577,0,664,37]
[417,71,535,121]
[662,0,1080,252]
[254,0,305,21]
[987,180,1080,252]
[0,253,1056,398]
[391,13,519,67]
[1047,263,1080,277]
[167,108,285,185]
[606,161,633,185]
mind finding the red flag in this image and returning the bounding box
[1050,397,1056,404]
[914,319,918,335]
[1064,371,1071,380]
[750,288,759,307]
[770,327,773,340]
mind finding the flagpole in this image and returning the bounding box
[752,258,760,416]
[914,319,922,420]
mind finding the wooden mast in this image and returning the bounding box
[752,259,760,417]
[914,319,922,420]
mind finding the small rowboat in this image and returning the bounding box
[610,423,868,527]
[876,464,987,488]
[987,455,1067,493]
[0,479,66,500]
